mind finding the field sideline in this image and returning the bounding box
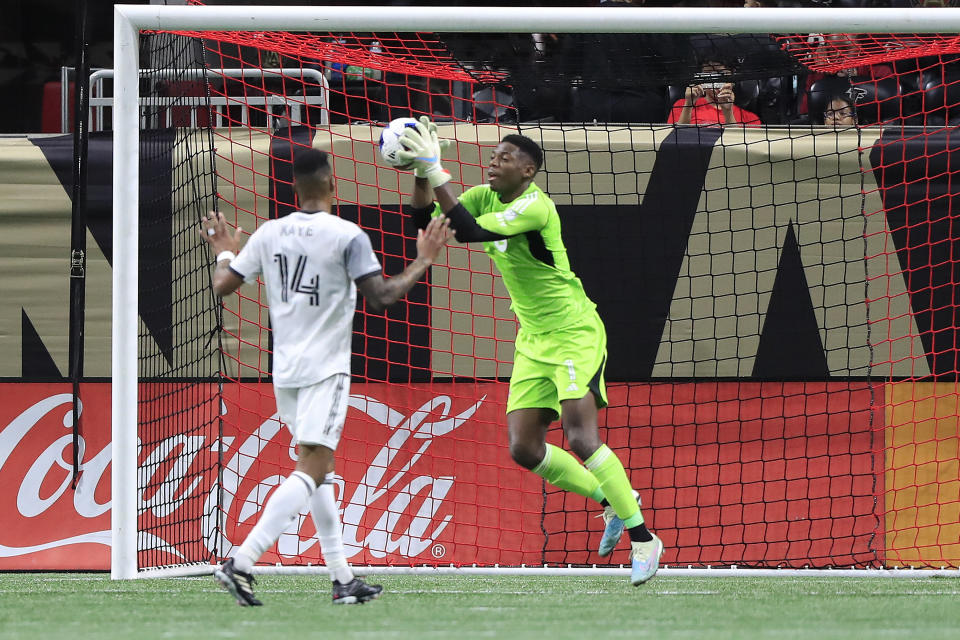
[2,573,960,639]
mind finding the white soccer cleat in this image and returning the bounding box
[630,535,664,586]
[597,489,641,557]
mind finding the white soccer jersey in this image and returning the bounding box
[229,211,382,388]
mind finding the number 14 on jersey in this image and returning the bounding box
[273,253,320,305]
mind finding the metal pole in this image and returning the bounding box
[69,0,91,491]
[60,67,70,134]
[111,4,140,581]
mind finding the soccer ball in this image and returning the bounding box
[378,117,419,169]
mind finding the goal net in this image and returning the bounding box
[113,4,960,577]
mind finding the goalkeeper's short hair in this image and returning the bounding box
[501,134,543,173]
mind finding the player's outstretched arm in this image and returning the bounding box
[400,117,509,244]
[411,175,435,211]
[200,211,246,297]
[356,216,452,312]
[408,175,438,230]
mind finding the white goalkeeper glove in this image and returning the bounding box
[397,116,451,188]
[412,126,452,180]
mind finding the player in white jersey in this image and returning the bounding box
[201,148,452,606]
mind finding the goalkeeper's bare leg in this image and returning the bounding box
[509,408,610,502]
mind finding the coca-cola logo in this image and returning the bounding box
[340,393,484,559]
[0,384,505,567]
[0,391,197,560]
[205,392,486,561]
[0,394,112,557]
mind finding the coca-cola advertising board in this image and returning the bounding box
[1,381,882,570]
[1,385,113,569]
[0,382,546,570]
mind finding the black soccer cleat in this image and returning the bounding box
[332,577,383,605]
[214,558,262,606]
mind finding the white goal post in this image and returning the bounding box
[111,4,960,580]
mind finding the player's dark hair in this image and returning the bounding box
[501,134,543,172]
[293,148,331,178]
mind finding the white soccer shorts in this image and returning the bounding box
[274,373,350,450]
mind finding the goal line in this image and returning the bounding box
[137,565,960,580]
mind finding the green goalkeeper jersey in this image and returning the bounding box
[436,182,596,334]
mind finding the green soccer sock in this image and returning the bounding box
[531,444,606,503]
[584,444,643,527]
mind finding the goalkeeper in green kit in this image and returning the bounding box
[398,117,663,585]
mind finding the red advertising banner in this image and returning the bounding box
[0,381,882,570]
[0,385,113,569]
[0,382,541,570]
[213,382,542,568]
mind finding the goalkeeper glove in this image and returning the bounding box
[397,116,451,188]
[413,131,452,180]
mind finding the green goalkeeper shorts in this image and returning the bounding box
[506,310,608,420]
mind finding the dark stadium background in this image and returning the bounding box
[0,0,616,134]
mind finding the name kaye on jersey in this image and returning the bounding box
[280,226,315,237]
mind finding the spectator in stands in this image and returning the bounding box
[823,94,858,127]
[797,34,895,117]
[669,61,762,126]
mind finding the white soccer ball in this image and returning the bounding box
[378,117,419,169]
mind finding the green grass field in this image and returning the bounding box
[2,573,960,639]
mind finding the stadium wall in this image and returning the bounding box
[1,126,958,569]
[0,125,935,381]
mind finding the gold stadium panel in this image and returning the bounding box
[0,126,924,379]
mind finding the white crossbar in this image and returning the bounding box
[116,5,960,35]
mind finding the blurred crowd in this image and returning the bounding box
[480,0,960,127]
[4,0,959,133]
[309,0,960,128]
